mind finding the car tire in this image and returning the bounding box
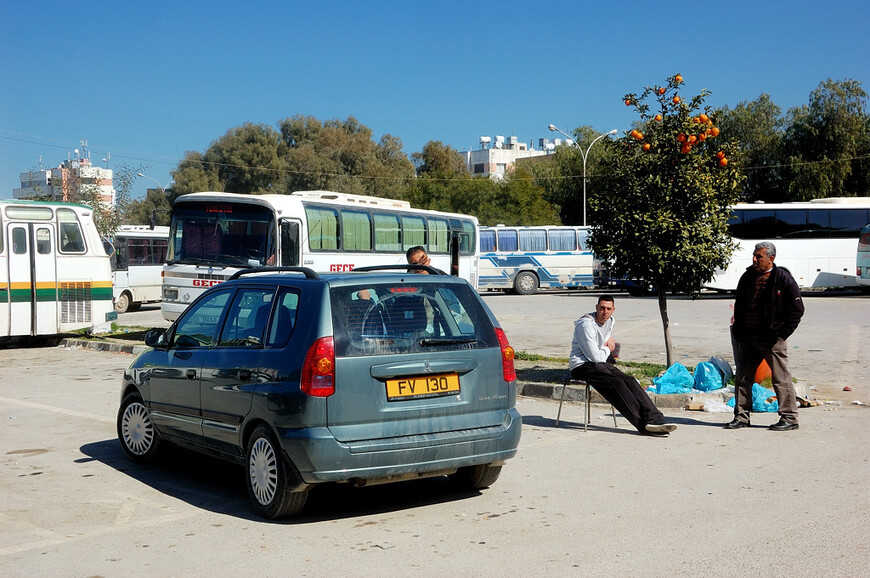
[117,393,161,462]
[513,272,539,295]
[246,425,309,519]
[114,291,131,314]
[450,463,502,489]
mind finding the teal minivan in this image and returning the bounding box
[117,266,522,519]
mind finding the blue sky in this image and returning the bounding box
[2,0,868,200]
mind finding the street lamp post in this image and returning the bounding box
[547,125,618,226]
[137,172,165,196]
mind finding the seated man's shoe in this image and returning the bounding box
[645,420,677,434]
[769,419,799,431]
[724,418,750,429]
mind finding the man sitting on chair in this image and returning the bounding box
[569,295,677,437]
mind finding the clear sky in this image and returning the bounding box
[2,0,868,200]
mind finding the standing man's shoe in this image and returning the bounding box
[769,419,799,431]
[724,418,750,429]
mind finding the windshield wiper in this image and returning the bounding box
[419,337,478,347]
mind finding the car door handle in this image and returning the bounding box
[186,369,197,380]
[238,369,252,381]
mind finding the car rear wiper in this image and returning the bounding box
[419,337,478,347]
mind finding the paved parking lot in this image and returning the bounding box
[0,344,868,576]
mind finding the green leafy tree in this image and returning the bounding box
[124,187,172,227]
[717,94,786,202]
[781,78,870,200]
[278,115,415,199]
[591,74,744,366]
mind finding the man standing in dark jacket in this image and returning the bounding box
[727,241,805,431]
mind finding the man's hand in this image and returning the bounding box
[605,337,616,352]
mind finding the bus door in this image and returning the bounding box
[279,219,301,266]
[5,222,58,337]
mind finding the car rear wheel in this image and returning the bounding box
[513,272,539,295]
[118,393,161,462]
[246,425,308,519]
[449,463,502,489]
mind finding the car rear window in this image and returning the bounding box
[331,282,498,357]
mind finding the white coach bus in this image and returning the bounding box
[161,191,479,321]
[109,225,169,313]
[478,225,597,294]
[704,198,870,292]
[1,200,114,341]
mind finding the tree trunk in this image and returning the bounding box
[658,287,673,367]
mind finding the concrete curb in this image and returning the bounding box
[58,337,150,357]
[59,337,750,410]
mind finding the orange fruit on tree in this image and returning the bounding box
[710,126,720,137]
[654,114,662,122]
[675,74,683,84]
[681,143,692,154]
[625,99,632,106]
[677,133,687,142]
[699,113,709,123]
[657,87,666,95]
[719,157,729,167]
[698,132,707,141]
[687,135,697,144]
[634,131,644,140]
[642,143,651,151]
[673,95,681,104]
[716,150,726,159]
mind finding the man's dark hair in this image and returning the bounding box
[405,245,425,262]
[598,294,615,305]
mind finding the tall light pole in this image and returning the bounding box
[548,125,618,226]
[137,172,165,196]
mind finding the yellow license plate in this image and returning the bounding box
[386,373,460,401]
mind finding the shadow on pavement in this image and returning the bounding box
[80,438,486,524]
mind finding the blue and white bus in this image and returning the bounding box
[478,225,598,295]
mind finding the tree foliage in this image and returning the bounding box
[408,141,560,225]
[591,74,744,365]
[170,115,416,200]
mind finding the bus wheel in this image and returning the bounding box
[115,292,131,314]
[513,272,539,295]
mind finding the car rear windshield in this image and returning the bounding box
[331,282,498,357]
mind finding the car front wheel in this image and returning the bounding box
[117,393,161,462]
[246,425,308,519]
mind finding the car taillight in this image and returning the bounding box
[494,328,516,382]
[301,336,335,397]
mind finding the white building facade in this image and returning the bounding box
[14,157,115,206]
[460,135,561,180]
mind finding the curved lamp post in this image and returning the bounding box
[547,125,618,226]
[137,172,166,196]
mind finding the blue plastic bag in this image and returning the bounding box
[726,383,779,412]
[693,361,724,392]
[653,363,694,394]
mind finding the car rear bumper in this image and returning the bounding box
[277,407,522,484]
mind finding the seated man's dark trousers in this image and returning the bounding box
[571,362,663,431]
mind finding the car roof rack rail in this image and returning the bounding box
[229,266,320,280]
[351,264,448,275]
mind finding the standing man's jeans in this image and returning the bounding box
[734,337,798,424]
[571,362,664,431]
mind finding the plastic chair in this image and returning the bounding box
[556,378,619,431]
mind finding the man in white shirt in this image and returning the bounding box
[569,295,676,436]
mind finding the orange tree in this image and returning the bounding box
[589,74,744,366]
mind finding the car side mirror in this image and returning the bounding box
[144,328,169,349]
